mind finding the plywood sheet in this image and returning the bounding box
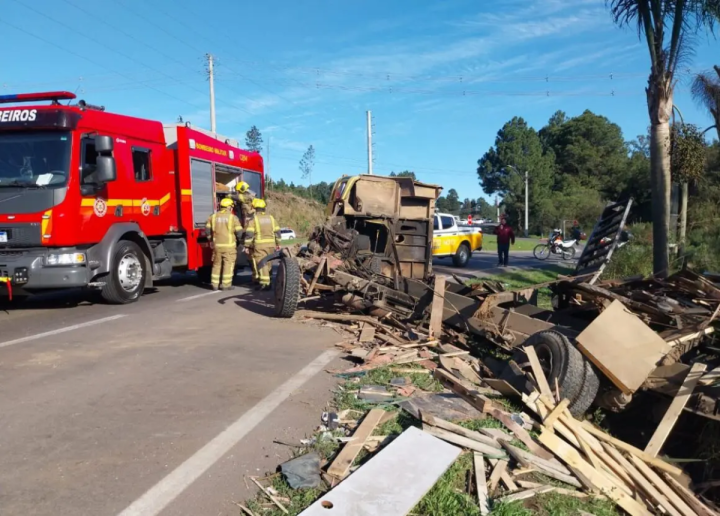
[300,426,461,516]
[576,300,671,394]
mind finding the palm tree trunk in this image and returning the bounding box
[678,181,688,257]
[647,77,673,278]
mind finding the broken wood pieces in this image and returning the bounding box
[326,409,385,480]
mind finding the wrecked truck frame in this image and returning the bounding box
[265,185,719,421]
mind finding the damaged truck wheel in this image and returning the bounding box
[523,330,599,416]
[274,254,301,318]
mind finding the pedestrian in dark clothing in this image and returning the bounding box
[494,216,515,267]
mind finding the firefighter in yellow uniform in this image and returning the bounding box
[232,181,256,228]
[205,197,243,291]
[244,198,281,290]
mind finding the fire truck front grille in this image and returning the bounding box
[0,224,42,248]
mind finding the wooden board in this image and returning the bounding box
[537,431,652,516]
[488,460,508,494]
[474,453,490,516]
[358,323,376,343]
[487,408,554,461]
[420,412,502,449]
[421,425,506,459]
[523,346,554,400]
[300,426,461,516]
[627,454,696,516]
[327,409,385,479]
[483,378,522,398]
[579,420,683,476]
[576,299,671,394]
[645,362,707,457]
[429,275,446,338]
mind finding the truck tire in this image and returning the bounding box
[100,240,147,304]
[274,254,300,318]
[524,331,596,415]
[452,242,471,267]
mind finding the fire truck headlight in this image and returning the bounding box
[46,253,87,266]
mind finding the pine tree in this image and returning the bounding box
[245,126,264,154]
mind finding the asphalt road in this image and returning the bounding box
[0,271,345,516]
[433,248,577,280]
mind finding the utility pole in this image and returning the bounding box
[267,137,271,191]
[366,110,373,174]
[206,53,216,133]
[524,170,529,238]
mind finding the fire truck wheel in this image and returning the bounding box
[274,255,300,318]
[452,243,471,267]
[101,240,147,304]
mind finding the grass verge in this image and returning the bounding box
[466,264,572,309]
[480,234,542,253]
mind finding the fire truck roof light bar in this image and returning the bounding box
[0,91,77,105]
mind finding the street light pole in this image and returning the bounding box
[505,165,529,238]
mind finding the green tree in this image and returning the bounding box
[245,125,263,154]
[544,110,629,194]
[692,65,720,140]
[671,123,708,252]
[476,198,496,220]
[477,117,555,232]
[389,170,417,180]
[608,0,719,277]
[445,188,461,214]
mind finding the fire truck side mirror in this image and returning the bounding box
[96,156,117,183]
[95,135,114,153]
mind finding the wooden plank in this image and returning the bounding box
[501,468,519,492]
[498,486,555,503]
[421,425,507,459]
[327,409,385,479]
[661,472,719,516]
[474,453,490,516]
[543,399,570,430]
[483,378,522,398]
[300,426,461,516]
[628,454,696,516]
[576,299,671,394]
[487,408,554,461]
[251,477,289,514]
[524,346,554,400]
[433,368,493,414]
[601,444,682,516]
[306,256,326,295]
[645,362,707,457]
[579,422,683,477]
[419,412,502,449]
[488,460,508,494]
[699,366,720,387]
[429,275,446,338]
[358,323,375,343]
[537,431,653,516]
[499,442,582,488]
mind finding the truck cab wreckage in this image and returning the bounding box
[266,175,720,422]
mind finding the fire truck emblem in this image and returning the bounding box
[94,197,107,218]
[141,198,151,216]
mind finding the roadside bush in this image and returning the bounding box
[603,222,654,280]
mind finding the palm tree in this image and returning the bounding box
[608,0,718,277]
[692,65,720,140]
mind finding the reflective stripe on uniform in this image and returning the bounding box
[252,214,280,245]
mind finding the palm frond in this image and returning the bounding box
[691,68,720,113]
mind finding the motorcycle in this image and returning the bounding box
[533,229,578,261]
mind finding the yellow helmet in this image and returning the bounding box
[235,181,250,193]
[220,197,234,208]
[252,198,267,209]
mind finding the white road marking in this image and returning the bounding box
[176,290,222,302]
[117,348,340,516]
[0,314,127,349]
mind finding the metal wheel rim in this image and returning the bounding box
[459,247,468,262]
[536,245,549,259]
[118,253,142,292]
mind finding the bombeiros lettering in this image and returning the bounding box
[0,109,37,123]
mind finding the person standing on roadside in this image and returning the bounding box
[494,216,515,267]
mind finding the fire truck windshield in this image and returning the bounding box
[0,131,71,188]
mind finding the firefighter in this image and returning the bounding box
[244,198,281,290]
[205,197,243,291]
[233,181,256,227]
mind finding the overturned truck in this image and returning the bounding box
[266,175,719,421]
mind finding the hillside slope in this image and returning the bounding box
[266,190,326,237]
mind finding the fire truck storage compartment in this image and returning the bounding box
[190,158,213,227]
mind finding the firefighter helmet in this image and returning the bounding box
[220,197,234,208]
[236,181,250,193]
[252,198,267,209]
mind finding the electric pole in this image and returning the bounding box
[366,110,373,174]
[524,170,529,238]
[206,53,216,133]
[267,137,271,191]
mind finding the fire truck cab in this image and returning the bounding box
[0,91,263,303]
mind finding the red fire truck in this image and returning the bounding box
[0,91,264,303]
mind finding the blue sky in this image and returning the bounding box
[2,0,718,202]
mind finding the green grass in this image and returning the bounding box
[467,264,572,309]
[481,234,542,252]
[279,238,305,247]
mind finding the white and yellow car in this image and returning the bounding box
[432,212,483,267]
